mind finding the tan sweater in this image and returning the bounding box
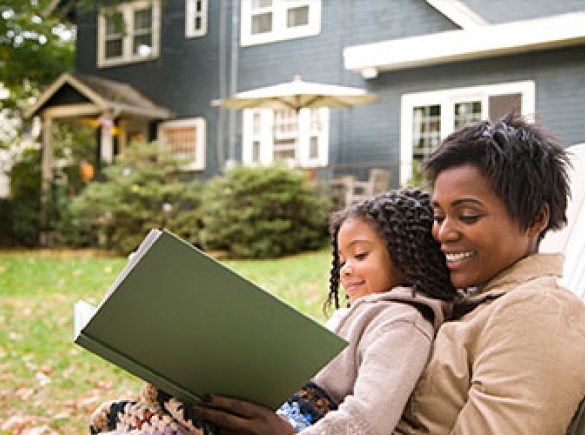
[396,253,585,434]
[302,287,450,435]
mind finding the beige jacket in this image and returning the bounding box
[396,253,585,435]
[303,287,450,435]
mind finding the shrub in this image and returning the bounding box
[69,142,203,255]
[200,165,330,258]
[2,147,43,246]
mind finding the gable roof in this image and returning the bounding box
[25,72,172,119]
[344,11,585,78]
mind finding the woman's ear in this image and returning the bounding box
[528,203,550,237]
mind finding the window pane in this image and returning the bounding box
[133,34,153,56]
[454,101,482,130]
[273,140,296,161]
[105,12,124,36]
[252,141,261,163]
[163,126,197,161]
[196,0,203,12]
[412,105,441,161]
[105,39,123,58]
[252,0,272,9]
[287,6,309,27]
[134,8,153,31]
[252,12,272,34]
[309,137,319,159]
[274,110,298,138]
[489,93,522,121]
[252,112,262,135]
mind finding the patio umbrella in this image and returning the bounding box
[211,75,379,111]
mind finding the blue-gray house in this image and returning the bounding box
[27,0,585,194]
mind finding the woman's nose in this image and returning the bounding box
[434,217,458,243]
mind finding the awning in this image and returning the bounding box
[25,71,172,120]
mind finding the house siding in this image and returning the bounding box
[72,0,585,187]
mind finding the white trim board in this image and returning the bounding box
[425,0,489,29]
[344,11,585,78]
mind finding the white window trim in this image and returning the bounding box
[185,0,208,38]
[97,0,161,68]
[400,80,536,185]
[158,117,206,171]
[240,0,321,47]
[242,108,329,168]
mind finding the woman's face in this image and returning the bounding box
[431,164,541,289]
[337,217,404,304]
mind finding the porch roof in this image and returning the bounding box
[344,11,585,79]
[25,71,172,120]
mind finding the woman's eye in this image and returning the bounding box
[460,215,479,223]
[355,252,367,260]
[434,215,445,224]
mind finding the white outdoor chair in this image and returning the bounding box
[540,142,585,300]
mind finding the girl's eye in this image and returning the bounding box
[355,252,367,260]
[434,215,445,224]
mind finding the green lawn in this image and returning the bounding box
[0,248,331,434]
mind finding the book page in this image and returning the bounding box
[73,300,96,340]
[100,228,162,303]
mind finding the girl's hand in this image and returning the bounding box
[190,395,295,435]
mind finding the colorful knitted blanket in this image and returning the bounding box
[90,381,337,434]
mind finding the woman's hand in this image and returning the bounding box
[190,395,296,435]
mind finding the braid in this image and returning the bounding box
[324,187,456,314]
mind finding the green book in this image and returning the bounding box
[73,228,347,410]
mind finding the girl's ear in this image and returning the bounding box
[528,203,550,237]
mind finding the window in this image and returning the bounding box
[185,0,207,38]
[158,118,206,171]
[240,0,321,46]
[400,81,535,185]
[98,0,161,67]
[242,108,329,168]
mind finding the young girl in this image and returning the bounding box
[90,187,458,435]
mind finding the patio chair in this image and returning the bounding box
[540,142,585,299]
[334,168,391,207]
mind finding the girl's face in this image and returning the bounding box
[337,217,405,304]
[431,164,543,289]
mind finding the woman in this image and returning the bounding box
[189,113,585,434]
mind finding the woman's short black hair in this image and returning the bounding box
[423,112,571,238]
[325,187,456,311]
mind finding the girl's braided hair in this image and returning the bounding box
[325,187,457,312]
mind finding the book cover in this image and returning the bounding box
[74,229,347,410]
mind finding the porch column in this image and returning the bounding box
[99,115,114,164]
[40,114,54,208]
[40,113,53,246]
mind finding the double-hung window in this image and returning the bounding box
[98,0,161,67]
[240,0,321,46]
[158,118,206,171]
[185,0,208,38]
[242,108,329,168]
[400,81,535,185]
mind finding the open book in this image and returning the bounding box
[73,229,347,410]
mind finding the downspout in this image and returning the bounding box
[216,0,227,168]
[228,0,240,164]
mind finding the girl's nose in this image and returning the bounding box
[341,261,352,276]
